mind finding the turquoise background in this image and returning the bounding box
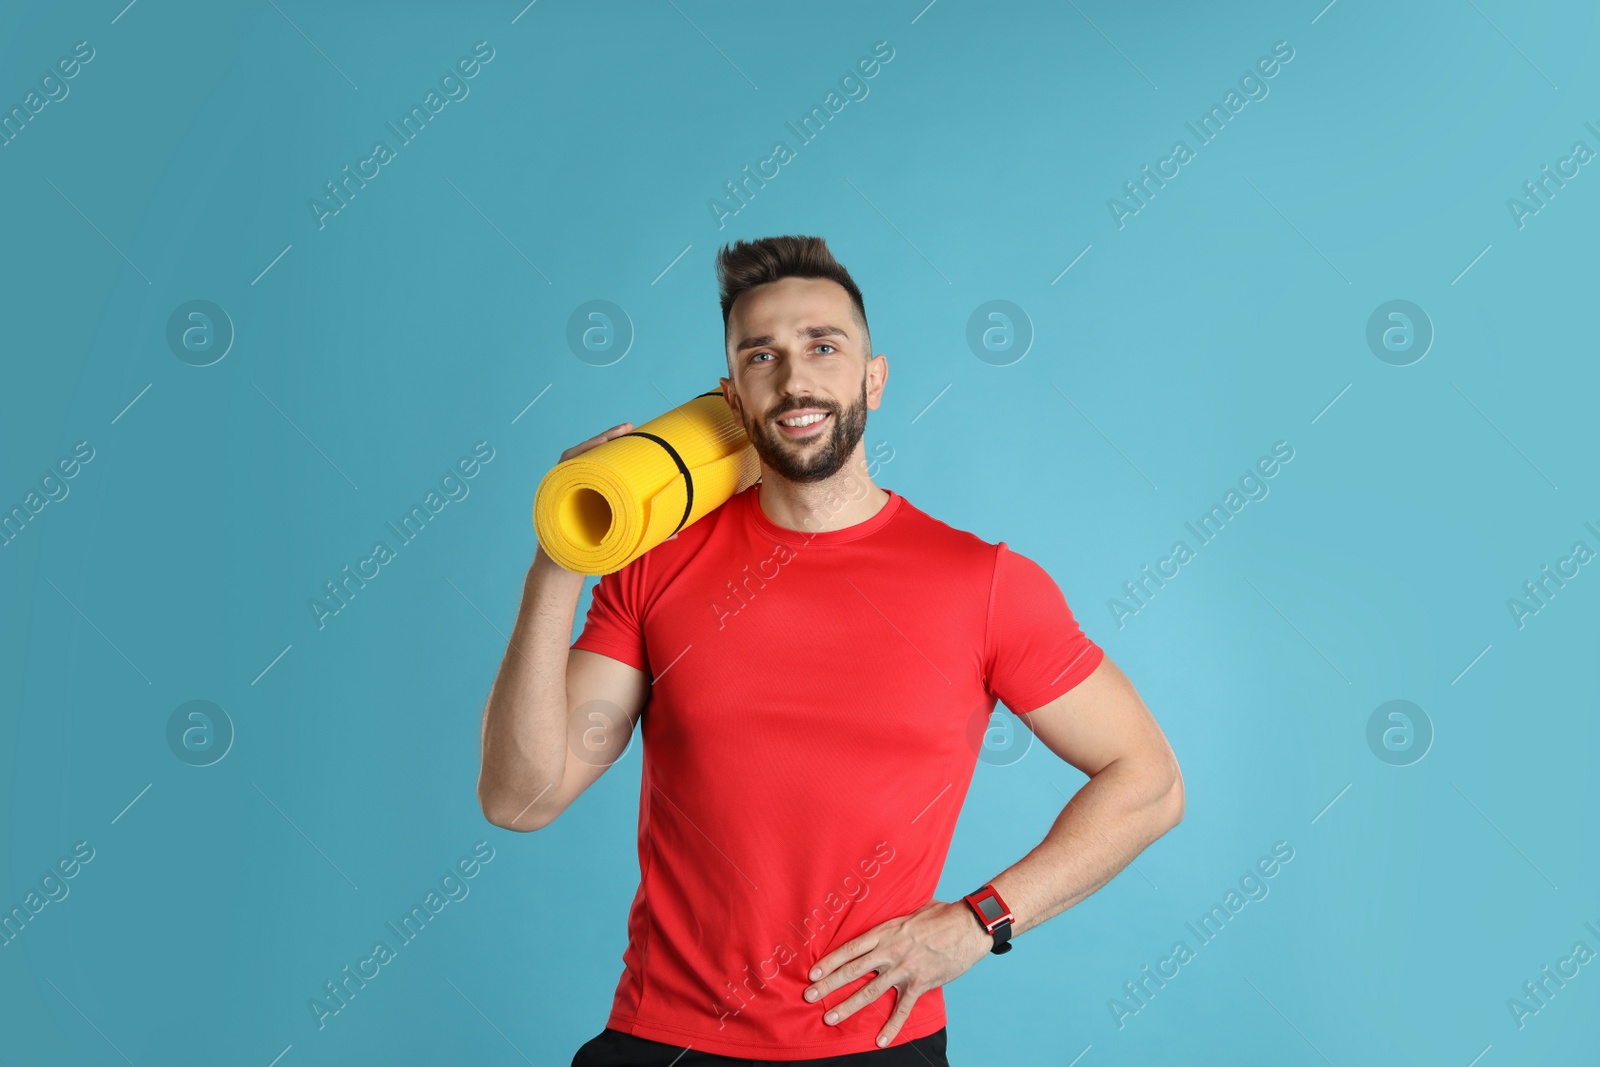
[3,0,1597,1063]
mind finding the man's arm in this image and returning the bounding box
[477,422,652,832]
[802,653,1182,1046]
[476,549,650,831]
[976,652,1184,937]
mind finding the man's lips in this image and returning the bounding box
[775,411,832,437]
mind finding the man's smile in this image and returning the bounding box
[775,410,832,437]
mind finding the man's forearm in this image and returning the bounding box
[477,548,584,822]
[983,756,1182,938]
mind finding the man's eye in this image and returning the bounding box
[816,344,836,354]
[751,352,771,362]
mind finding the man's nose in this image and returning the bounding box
[772,357,821,402]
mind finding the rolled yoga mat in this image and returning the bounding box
[533,388,762,575]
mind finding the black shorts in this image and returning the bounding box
[570,1026,951,1067]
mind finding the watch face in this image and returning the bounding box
[977,895,1006,922]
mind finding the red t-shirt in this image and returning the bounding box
[570,482,1103,1059]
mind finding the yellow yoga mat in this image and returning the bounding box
[533,388,762,575]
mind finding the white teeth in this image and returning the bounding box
[780,413,827,427]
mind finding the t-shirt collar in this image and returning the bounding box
[742,482,902,546]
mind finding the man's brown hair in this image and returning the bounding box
[715,236,871,367]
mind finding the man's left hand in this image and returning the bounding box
[802,899,993,1047]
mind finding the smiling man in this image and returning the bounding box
[476,235,1184,1066]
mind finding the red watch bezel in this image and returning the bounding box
[963,884,1014,933]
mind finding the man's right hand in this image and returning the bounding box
[558,421,635,463]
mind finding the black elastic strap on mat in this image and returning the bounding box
[621,432,693,533]
[621,392,722,534]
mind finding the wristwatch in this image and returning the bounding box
[962,884,1014,954]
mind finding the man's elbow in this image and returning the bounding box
[479,787,557,833]
[1157,755,1185,829]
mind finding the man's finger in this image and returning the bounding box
[875,986,921,1048]
[822,971,896,1026]
[805,951,879,1002]
[559,423,636,462]
[812,959,876,1011]
[808,931,877,984]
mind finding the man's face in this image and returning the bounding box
[721,276,886,484]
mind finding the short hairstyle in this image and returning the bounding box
[715,235,871,368]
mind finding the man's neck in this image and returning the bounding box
[755,458,887,534]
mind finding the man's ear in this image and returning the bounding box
[866,353,888,410]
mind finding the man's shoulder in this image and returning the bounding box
[885,492,1002,565]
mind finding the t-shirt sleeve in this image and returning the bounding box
[982,542,1104,714]
[570,555,651,675]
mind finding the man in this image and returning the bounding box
[477,235,1184,1066]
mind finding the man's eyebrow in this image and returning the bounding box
[734,324,851,353]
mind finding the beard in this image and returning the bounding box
[742,372,868,484]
